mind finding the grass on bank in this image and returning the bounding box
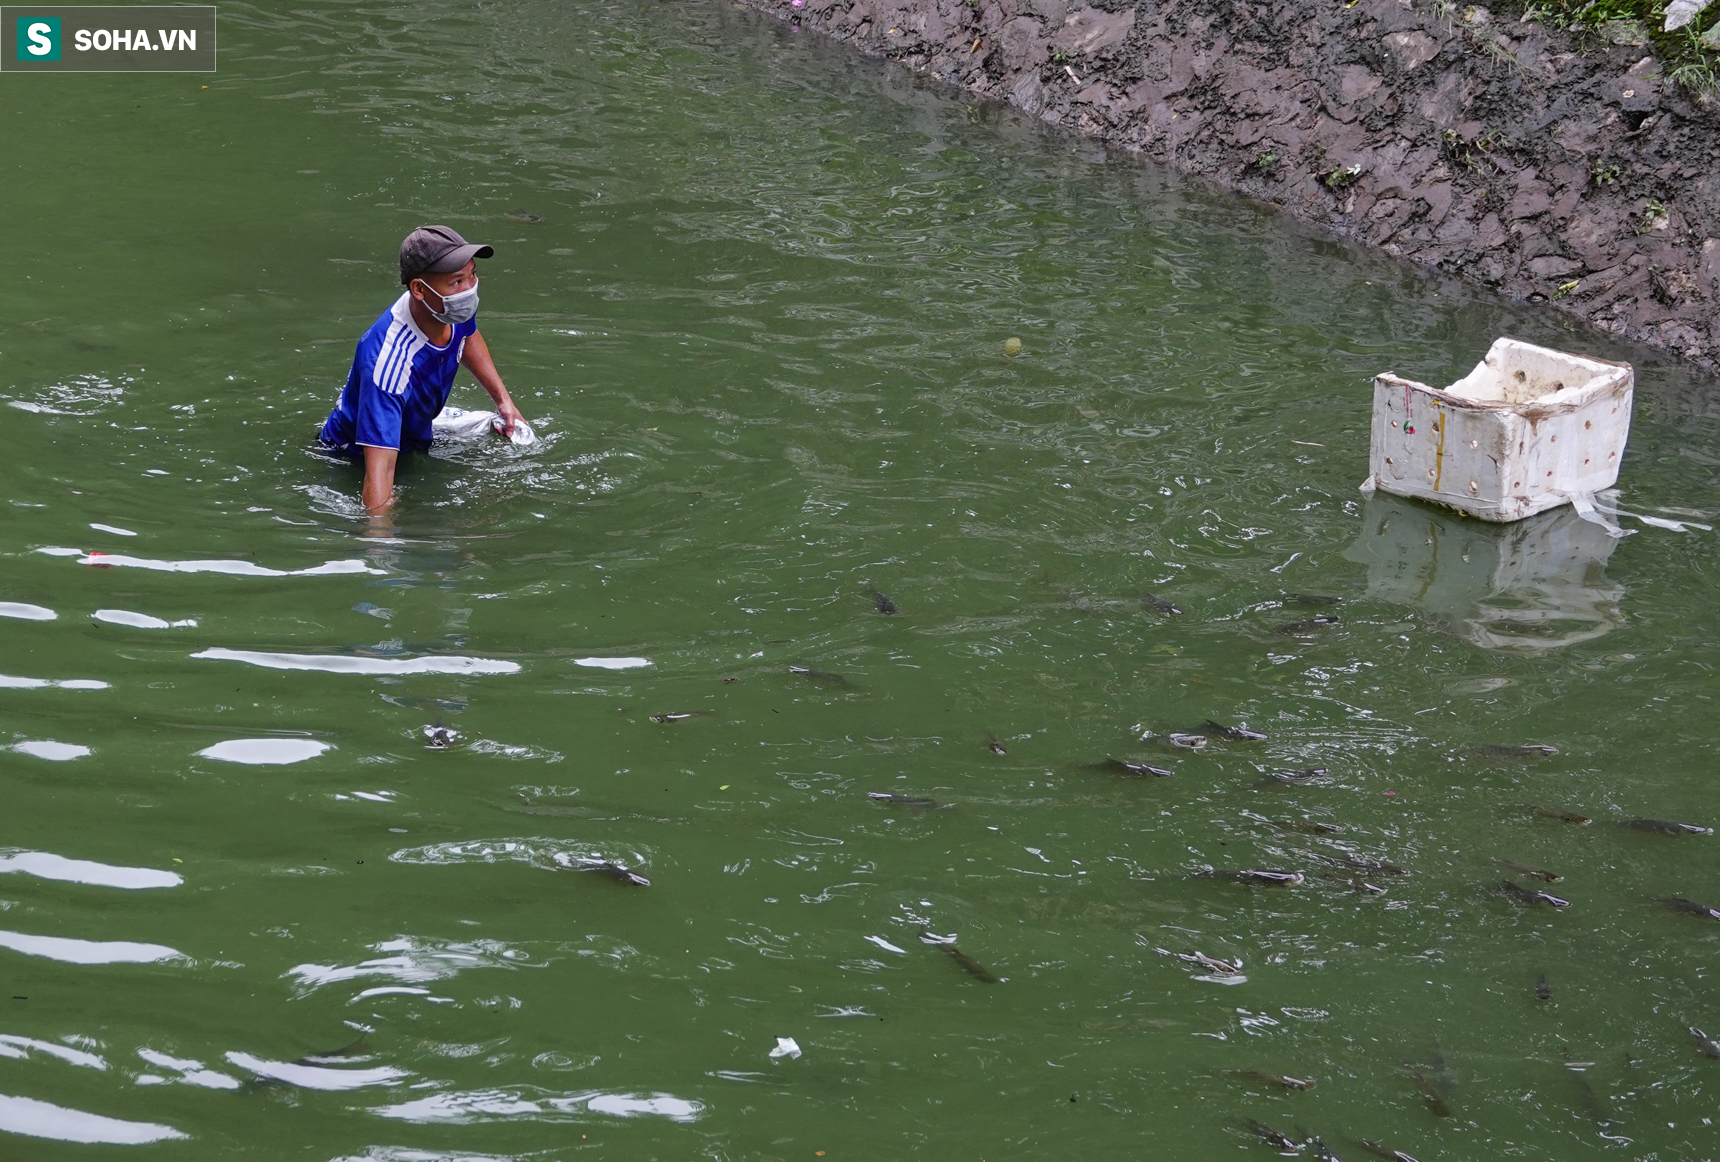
[1456,0,1720,101]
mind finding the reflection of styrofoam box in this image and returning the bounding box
[1364,338,1633,522]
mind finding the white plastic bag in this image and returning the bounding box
[432,406,537,447]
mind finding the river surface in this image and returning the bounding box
[4,1,1720,1158]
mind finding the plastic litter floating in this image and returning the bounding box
[769,1037,802,1060]
[1364,337,1632,523]
[431,405,537,447]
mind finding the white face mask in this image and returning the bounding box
[419,278,479,325]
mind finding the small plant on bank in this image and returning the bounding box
[1324,163,1363,189]
[1637,198,1668,232]
[1251,149,1281,170]
[1553,278,1582,299]
[1594,162,1623,186]
[1441,126,1509,173]
[1050,46,1072,64]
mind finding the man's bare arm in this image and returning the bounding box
[362,445,398,515]
[460,330,523,434]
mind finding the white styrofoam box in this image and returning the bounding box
[1364,337,1633,522]
[1345,492,1625,653]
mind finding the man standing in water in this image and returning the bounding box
[318,225,524,515]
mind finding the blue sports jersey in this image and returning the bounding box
[318,293,478,454]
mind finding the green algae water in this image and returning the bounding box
[4,1,1720,1157]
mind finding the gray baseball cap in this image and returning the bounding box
[399,225,494,285]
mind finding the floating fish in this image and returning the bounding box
[1203,719,1267,741]
[1683,1015,1720,1059]
[1475,744,1559,760]
[1268,767,1331,783]
[1535,973,1552,1000]
[919,931,999,982]
[1166,733,1208,749]
[1242,1118,1302,1151]
[865,586,899,615]
[1357,1141,1420,1162]
[1403,1068,1453,1117]
[503,798,615,820]
[1317,871,1385,895]
[649,711,712,724]
[1142,593,1183,615]
[1494,858,1561,882]
[505,210,544,222]
[1623,817,1713,836]
[1196,869,1304,887]
[1333,853,1407,876]
[1225,1069,1316,1091]
[985,735,1008,756]
[295,1033,371,1066]
[1297,1129,1344,1161]
[1156,947,1242,976]
[422,723,459,748]
[1100,758,1174,778]
[1656,896,1720,921]
[1277,616,1338,635]
[866,791,940,808]
[1499,880,1570,908]
[574,859,650,887]
[1288,594,1343,607]
[1526,804,1591,825]
[1267,817,1344,835]
[788,665,851,686]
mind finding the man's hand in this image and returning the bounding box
[495,397,525,437]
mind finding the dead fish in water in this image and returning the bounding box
[1203,719,1268,741]
[919,931,999,983]
[295,1033,371,1066]
[1225,1069,1316,1091]
[1288,594,1343,607]
[503,797,615,820]
[1156,947,1242,976]
[1242,1119,1302,1151]
[1403,1068,1453,1117]
[1535,973,1553,1000]
[1267,767,1330,784]
[1142,592,1183,615]
[1357,1142,1421,1162]
[1655,896,1720,921]
[649,711,712,724]
[1100,758,1174,778]
[864,585,899,615]
[1526,804,1591,825]
[1195,868,1304,887]
[1316,871,1385,895]
[422,723,459,748]
[1166,733,1208,749]
[1494,858,1561,882]
[1277,616,1338,635]
[573,858,650,886]
[1622,817,1713,836]
[1499,880,1570,908]
[985,735,1008,756]
[866,791,940,808]
[1332,853,1407,876]
[788,665,851,686]
[1475,743,1559,760]
[1683,1015,1720,1059]
[1267,817,1344,835]
[505,210,544,222]
[1297,1129,1344,1161]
